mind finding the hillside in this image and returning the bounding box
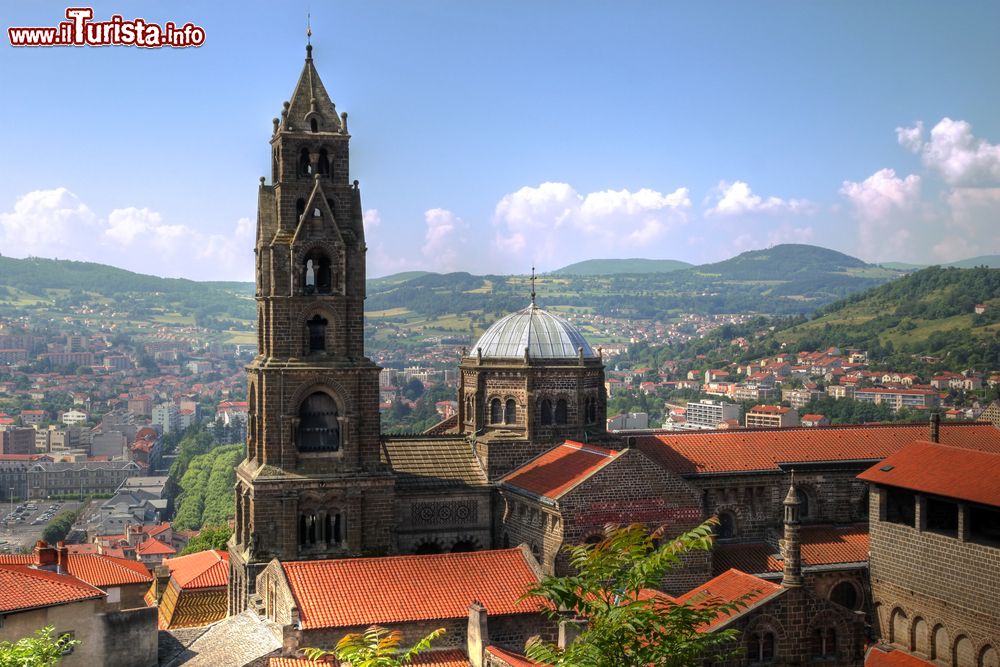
[552,258,692,275]
[694,244,872,279]
[946,255,1000,269]
[776,266,1000,365]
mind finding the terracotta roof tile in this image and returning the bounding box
[0,564,105,613]
[500,441,621,500]
[712,524,869,576]
[163,550,229,590]
[282,548,543,630]
[136,538,176,556]
[0,553,153,587]
[866,646,935,667]
[674,568,783,631]
[637,422,1000,475]
[858,440,1000,507]
[485,646,541,667]
[156,580,227,629]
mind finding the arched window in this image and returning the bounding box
[830,581,859,610]
[490,398,502,424]
[318,148,330,175]
[307,315,327,353]
[812,627,837,659]
[298,392,339,451]
[748,631,776,663]
[303,251,332,294]
[555,399,568,425]
[800,491,811,519]
[717,511,737,539]
[451,539,478,553]
[539,399,553,426]
[299,510,342,547]
[298,147,312,176]
[504,399,517,425]
[310,118,319,133]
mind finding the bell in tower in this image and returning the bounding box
[228,39,396,616]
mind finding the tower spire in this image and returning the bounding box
[306,13,313,59]
[530,266,536,307]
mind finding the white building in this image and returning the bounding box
[61,409,88,426]
[681,399,743,430]
[152,402,180,435]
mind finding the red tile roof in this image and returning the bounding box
[712,524,869,576]
[749,405,791,414]
[674,568,783,631]
[866,646,935,667]
[269,652,470,667]
[282,548,544,629]
[499,441,622,499]
[858,440,1000,508]
[162,550,229,590]
[637,422,1000,475]
[136,538,176,556]
[0,564,105,613]
[0,553,153,587]
[485,646,541,667]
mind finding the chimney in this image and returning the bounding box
[558,614,587,649]
[33,540,58,570]
[152,564,171,605]
[930,412,940,443]
[55,541,69,574]
[781,474,803,588]
[467,601,488,667]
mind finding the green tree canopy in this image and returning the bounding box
[0,626,80,667]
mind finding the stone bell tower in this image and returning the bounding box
[228,42,395,614]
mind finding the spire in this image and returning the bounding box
[782,472,803,588]
[530,266,537,307]
[282,29,342,133]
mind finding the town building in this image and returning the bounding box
[682,399,743,430]
[745,404,800,428]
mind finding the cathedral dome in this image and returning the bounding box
[470,304,596,360]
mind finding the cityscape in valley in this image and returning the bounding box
[2,3,1000,667]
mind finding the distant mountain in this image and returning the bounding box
[693,244,873,280]
[878,262,927,271]
[945,255,1000,269]
[367,271,432,288]
[552,258,692,276]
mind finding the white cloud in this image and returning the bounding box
[363,208,381,234]
[705,180,812,217]
[931,187,1000,262]
[897,118,1000,186]
[491,182,690,269]
[0,188,254,280]
[422,208,469,272]
[840,168,922,261]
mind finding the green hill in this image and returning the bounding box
[945,255,1000,269]
[552,258,692,276]
[694,244,874,280]
[776,266,1000,366]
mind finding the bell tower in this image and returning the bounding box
[229,42,395,614]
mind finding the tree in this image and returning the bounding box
[0,626,80,667]
[179,525,233,555]
[303,625,445,667]
[522,521,746,667]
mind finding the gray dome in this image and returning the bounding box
[470,304,595,360]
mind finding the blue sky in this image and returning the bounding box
[1,1,999,280]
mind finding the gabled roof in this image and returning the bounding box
[637,422,1000,476]
[281,548,544,629]
[858,440,1000,507]
[163,550,229,590]
[0,564,105,613]
[137,538,176,556]
[381,436,488,489]
[485,646,540,667]
[674,568,784,631]
[712,524,869,576]
[500,441,622,500]
[0,553,153,587]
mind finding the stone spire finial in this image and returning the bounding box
[306,13,313,59]
[530,266,537,307]
[782,471,803,588]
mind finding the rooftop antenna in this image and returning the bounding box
[530,266,537,307]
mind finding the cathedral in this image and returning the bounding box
[224,44,1000,667]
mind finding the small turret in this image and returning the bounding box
[782,473,803,588]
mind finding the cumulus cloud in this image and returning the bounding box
[840,168,922,261]
[491,182,690,269]
[422,208,469,272]
[0,188,254,280]
[897,118,1000,186]
[705,180,812,217]
[931,187,1000,262]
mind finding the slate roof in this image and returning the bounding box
[0,553,153,587]
[637,422,1000,476]
[0,564,105,613]
[159,609,283,666]
[381,437,488,489]
[470,304,595,360]
[674,568,784,631]
[499,441,622,500]
[712,524,869,576]
[281,548,544,629]
[858,440,1000,507]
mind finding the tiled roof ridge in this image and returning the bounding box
[0,563,106,612]
[561,439,619,457]
[633,420,994,437]
[283,546,527,570]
